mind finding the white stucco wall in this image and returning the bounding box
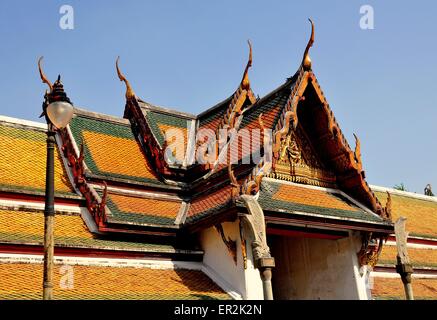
[269,232,370,300]
[199,220,264,299]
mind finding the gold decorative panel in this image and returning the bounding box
[271,125,336,188]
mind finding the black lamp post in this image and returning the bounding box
[40,68,73,300]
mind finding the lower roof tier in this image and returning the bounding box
[0,208,200,257]
[375,189,437,240]
[372,277,437,300]
[257,179,387,225]
[378,244,437,270]
[0,260,230,300]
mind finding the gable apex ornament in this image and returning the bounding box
[302,18,315,71]
[116,56,136,100]
[38,56,53,93]
[241,40,253,90]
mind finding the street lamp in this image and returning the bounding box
[38,58,74,300]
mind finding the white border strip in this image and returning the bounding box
[91,183,183,201]
[201,264,243,300]
[0,115,47,129]
[371,271,437,279]
[370,184,437,203]
[0,198,81,214]
[385,240,437,250]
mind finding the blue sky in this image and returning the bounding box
[0,1,436,193]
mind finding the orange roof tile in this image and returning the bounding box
[82,130,157,180]
[378,245,437,269]
[187,186,233,222]
[375,191,437,239]
[0,123,74,195]
[106,192,181,223]
[0,209,179,252]
[258,180,384,223]
[272,184,360,212]
[0,262,230,300]
[69,115,162,185]
[372,277,437,300]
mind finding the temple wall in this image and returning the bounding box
[199,220,264,299]
[269,232,369,300]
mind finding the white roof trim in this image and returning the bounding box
[385,240,437,250]
[90,183,183,201]
[0,198,82,214]
[0,253,202,269]
[370,184,437,203]
[201,263,243,300]
[371,271,437,279]
[0,115,47,129]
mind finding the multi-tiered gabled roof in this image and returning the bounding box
[0,20,402,299]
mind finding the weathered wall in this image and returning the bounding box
[199,220,264,299]
[269,232,369,300]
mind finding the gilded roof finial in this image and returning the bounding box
[116,56,136,100]
[241,40,253,90]
[302,18,315,71]
[38,56,53,92]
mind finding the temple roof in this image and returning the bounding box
[0,261,230,300]
[373,187,437,240]
[372,278,437,300]
[96,187,184,227]
[257,179,385,224]
[69,109,163,186]
[0,117,78,198]
[371,186,437,300]
[0,208,188,255]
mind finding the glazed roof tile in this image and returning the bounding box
[69,114,163,185]
[378,244,437,269]
[0,262,230,300]
[143,109,190,148]
[0,208,183,253]
[375,190,437,239]
[372,277,437,300]
[257,179,384,223]
[186,185,234,223]
[0,122,76,196]
[103,191,182,226]
[240,80,293,130]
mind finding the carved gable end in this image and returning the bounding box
[271,123,336,188]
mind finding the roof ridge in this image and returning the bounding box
[73,107,130,125]
[139,101,196,119]
[371,185,437,203]
[197,95,233,120]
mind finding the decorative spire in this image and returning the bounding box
[241,40,253,90]
[384,191,392,221]
[302,18,315,71]
[38,56,53,92]
[353,133,362,167]
[116,56,136,100]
